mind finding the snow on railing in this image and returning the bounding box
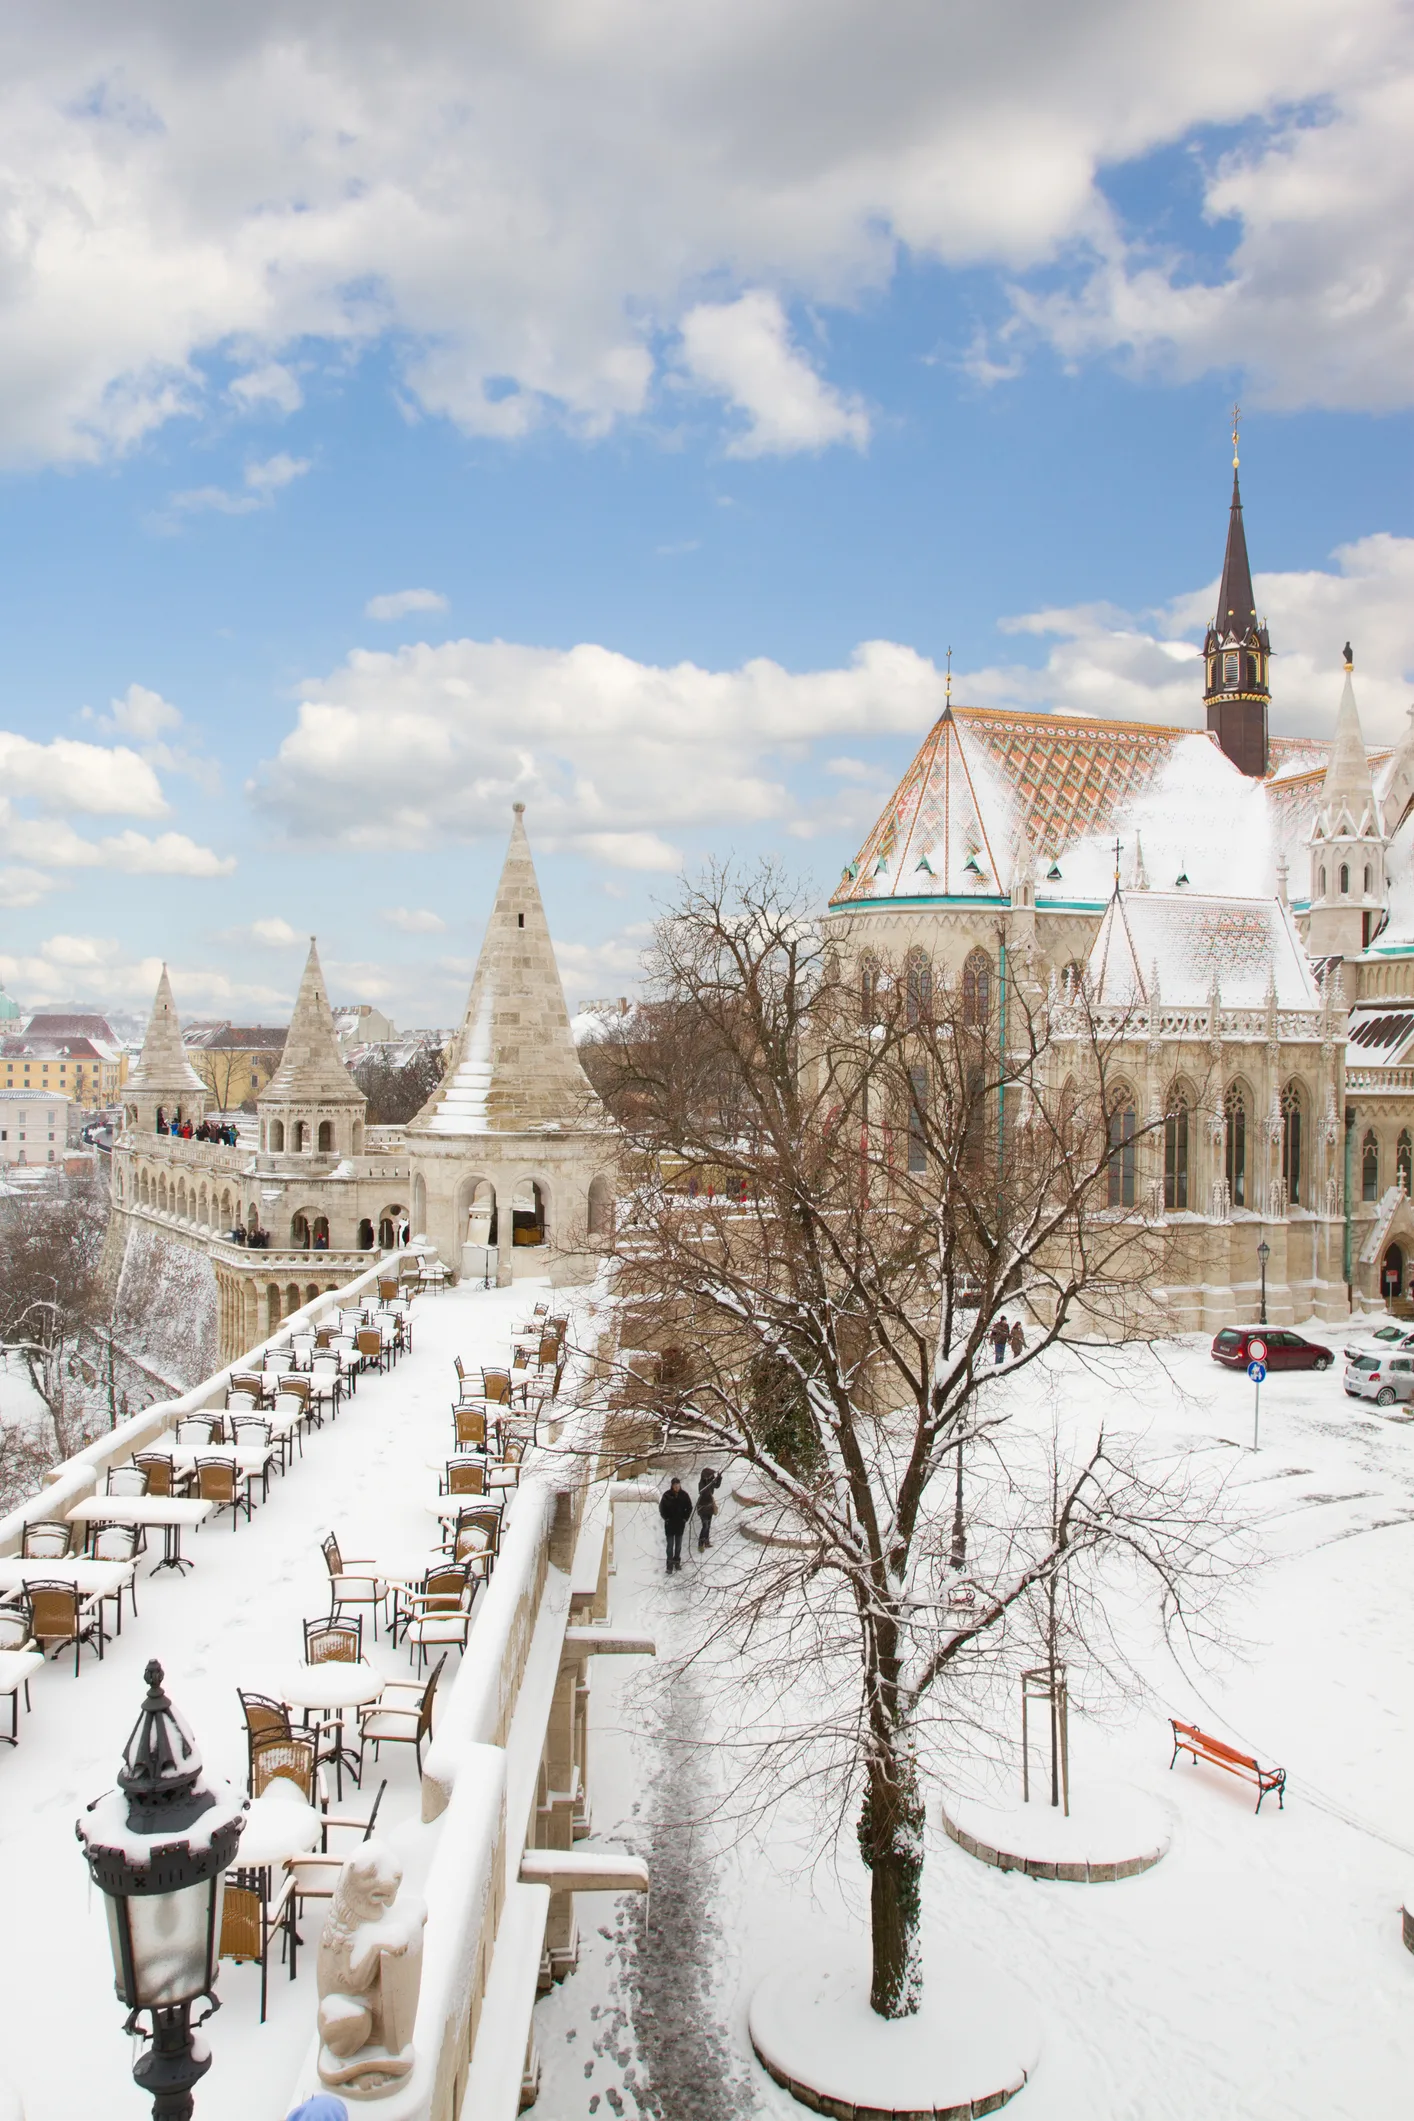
[0,1250,402,1556]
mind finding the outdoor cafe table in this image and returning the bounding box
[256,1661,385,1799]
[0,1557,133,1599]
[0,1649,43,1744]
[235,1784,323,1868]
[66,1494,215,1573]
[162,1442,279,1501]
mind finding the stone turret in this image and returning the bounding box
[406,805,617,1281]
[124,966,208,1134]
[257,940,366,1158]
[1306,649,1386,962]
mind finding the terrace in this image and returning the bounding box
[0,1259,652,2121]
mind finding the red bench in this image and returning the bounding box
[1170,1719,1285,1813]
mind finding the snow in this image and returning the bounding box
[0,1271,568,2121]
[942,1783,1172,1875]
[1087,890,1319,1010]
[531,1328,1414,2121]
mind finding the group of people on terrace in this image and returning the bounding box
[155,1107,238,1144]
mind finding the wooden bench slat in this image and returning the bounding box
[1169,1719,1285,1813]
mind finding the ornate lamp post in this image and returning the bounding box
[1257,1238,1270,1326]
[77,1660,246,2121]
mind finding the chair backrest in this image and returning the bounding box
[231,1417,271,1445]
[0,1610,32,1651]
[176,1415,217,1441]
[25,1581,78,1638]
[224,1390,258,1413]
[272,1392,306,1421]
[315,1327,334,1348]
[311,1358,339,1384]
[93,1525,139,1563]
[418,1657,447,1739]
[378,1279,398,1303]
[452,1522,492,1564]
[322,1532,343,1577]
[454,1408,487,1449]
[480,1369,511,1404]
[195,1458,236,1502]
[454,1505,501,1554]
[231,1373,263,1397]
[134,1453,174,1497]
[304,1616,362,1663]
[454,1356,468,1383]
[291,1335,316,1359]
[448,1460,486,1495]
[239,1690,292,1743]
[279,1373,310,1399]
[420,1566,469,1611]
[21,1522,70,1559]
[501,1439,526,1466]
[356,1329,381,1358]
[537,1334,559,1366]
[106,1464,149,1496]
[532,1301,549,1319]
[249,1732,317,1803]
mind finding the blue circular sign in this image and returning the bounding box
[1247,1360,1267,1384]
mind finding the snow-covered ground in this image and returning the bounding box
[0,1275,553,2121]
[535,1324,1414,2121]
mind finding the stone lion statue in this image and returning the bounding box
[317,1845,427,2099]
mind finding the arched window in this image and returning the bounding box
[860,957,879,1028]
[1319,866,1327,899]
[358,1218,374,1249]
[1223,651,1239,686]
[317,1120,334,1152]
[1107,1088,1137,1208]
[1364,864,1372,894]
[588,1173,614,1236]
[1339,863,1350,895]
[905,950,932,1027]
[1399,1131,1412,1193]
[961,949,991,1029]
[1164,1094,1189,1212]
[269,1119,284,1152]
[1247,655,1260,688]
[1363,1130,1380,1202]
[1225,1085,1247,1207]
[294,1120,308,1152]
[291,1212,311,1249]
[1281,1084,1303,1207]
[907,1065,928,1175]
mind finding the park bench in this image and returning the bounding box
[1169,1719,1285,1812]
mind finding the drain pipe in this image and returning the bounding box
[1344,1105,1355,1308]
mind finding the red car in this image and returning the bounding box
[1211,1327,1333,1372]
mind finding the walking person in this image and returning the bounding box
[991,1314,1010,1365]
[696,1467,722,1550]
[1009,1318,1025,1359]
[659,1477,693,1573]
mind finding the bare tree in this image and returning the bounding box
[354,1044,447,1125]
[595,864,1233,2022]
[0,1167,109,1460]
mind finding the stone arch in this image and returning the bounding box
[1163,1076,1193,1212]
[358,1218,375,1250]
[378,1204,407,1250]
[177,1180,187,1220]
[220,1188,233,1228]
[158,1175,169,1212]
[266,1285,282,1336]
[305,1283,319,1307]
[1280,1080,1306,1207]
[295,1119,310,1152]
[311,1214,329,1250]
[291,1210,312,1249]
[247,1202,259,1237]
[1106,1077,1138,1208]
[457,1176,497,1249]
[961,948,991,1029]
[904,947,933,1027]
[1399,1129,1412,1194]
[412,1172,427,1235]
[859,953,880,1028]
[198,1185,208,1225]
[318,1119,334,1152]
[1362,1127,1380,1202]
[510,1175,548,1248]
[1224,1078,1251,1208]
[588,1172,614,1236]
[269,1119,285,1152]
[283,1284,300,1317]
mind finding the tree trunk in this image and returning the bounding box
[858,1750,925,2018]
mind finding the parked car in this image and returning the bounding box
[1345,1352,1414,1407]
[1211,1327,1334,1372]
[1343,1322,1414,1361]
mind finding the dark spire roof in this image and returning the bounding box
[1213,468,1258,644]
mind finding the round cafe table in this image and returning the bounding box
[237,1783,323,1868]
[258,1662,384,1800]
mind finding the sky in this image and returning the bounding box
[1,0,1412,1030]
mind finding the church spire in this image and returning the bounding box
[1202,411,1271,779]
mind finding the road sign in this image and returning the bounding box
[1247,1360,1267,1384]
[1248,1338,1267,1363]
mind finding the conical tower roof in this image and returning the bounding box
[1317,654,1378,826]
[259,940,365,1110]
[411,805,602,1136]
[126,966,207,1100]
[1213,469,1258,644]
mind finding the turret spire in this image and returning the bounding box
[1202,426,1270,778]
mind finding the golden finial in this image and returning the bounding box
[1231,401,1241,470]
[945,645,953,709]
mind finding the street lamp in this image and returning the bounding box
[1257,1238,1271,1327]
[77,1660,246,2121]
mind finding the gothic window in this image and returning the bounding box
[1223,652,1239,686]
[1319,866,1327,899]
[907,1066,928,1174]
[961,949,991,1029]
[1107,1088,1137,1208]
[1363,1130,1380,1202]
[317,1120,334,1152]
[1399,1132,1412,1193]
[1206,658,1216,690]
[1248,655,1260,688]
[905,950,932,1027]
[1225,1085,1247,1207]
[269,1119,284,1152]
[1281,1084,1303,1206]
[1339,863,1350,895]
[860,957,879,1028]
[1164,1096,1189,1212]
[1364,864,1372,894]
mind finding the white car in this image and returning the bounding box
[1342,1322,1414,1362]
[1344,1351,1414,1407]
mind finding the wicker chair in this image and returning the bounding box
[479,1368,512,1405]
[230,1416,271,1447]
[400,1567,476,1673]
[355,1326,385,1375]
[90,1525,140,1632]
[282,1780,387,1929]
[106,1463,149,1497]
[26,1581,104,1674]
[133,1452,182,1498]
[220,1859,298,2022]
[0,1607,37,1731]
[443,1457,486,1498]
[230,1371,267,1406]
[194,1456,252,1528]
[248,1730,325,1807]
[321,1533,383,1640]
[303,1616,363,1665]
[21,1522,71,1560]
[438,1503,502,1566]
[453,1406,488,1451]
[176,1415,219,1444]
[357,1656,446,1775]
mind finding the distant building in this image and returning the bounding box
[0,985,19,1025]
[332,1003,397,1048]
[183,1022,289,1109]
[0,1087,71,1165]
[3,1024,124,1105]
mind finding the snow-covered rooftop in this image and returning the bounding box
[1087,889,1321,1009]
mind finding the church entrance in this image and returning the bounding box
[1383,1243,1404,1303]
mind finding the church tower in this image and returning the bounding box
[1202,418,1271,778]
[1306,647,1387,961]
[124,965,209,1133]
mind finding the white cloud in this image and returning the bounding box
[0,867,56,909]
[678,292,869,456]
[0,733,166,816]
[0,815,236,877]
[380,906,446,933]
[252,633,945,856]
[365,589,449,622]
[0,1,1401,469]
[249,916,299,946]
[167,454,311,518]
[553,928,654,999]
[101,683,182,741]
[0,936,285,1013]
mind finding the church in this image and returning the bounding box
[824,450,1414,1327]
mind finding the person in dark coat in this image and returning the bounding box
[1009,1319,1025,1358]
[696,1467,722,1550]
[991,1315,1009,1364]
[659,1478,693,1572]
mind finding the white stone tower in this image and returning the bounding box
[1307,648,1387,961]
[124,965,209,1133]
[406,804,618,1282]
[257,939,367,1158]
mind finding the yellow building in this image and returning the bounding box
[183,1024,289,1110]
[3,1015,126,1106]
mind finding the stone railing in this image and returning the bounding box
[1345,1067,1414,1092]
[1052,1004,1326,1042]
[119,1135,250,1172]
